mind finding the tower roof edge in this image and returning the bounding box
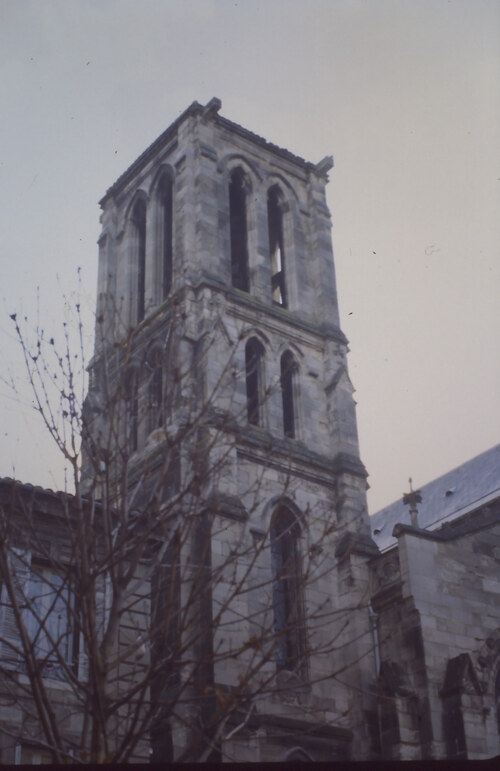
[99,99,328,208]
[99,99,205,207]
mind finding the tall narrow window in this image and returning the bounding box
[281,351,296,438]
[150,536,179,764]
[270,507,304,672]
[268,185,287,307]
[0,548,31,667]
[158,175,173,300]
[195,512,217,754]
[25,566,74,677]
[148,348,163,431]
[132,199,147,323]
[229,168,249,292]
[495,667,500,737]
[124,369,138,453]
[0,553,75,677]
[245,337,264,426]
[151,535,181,699]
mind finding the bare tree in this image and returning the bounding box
[0,289,376,764]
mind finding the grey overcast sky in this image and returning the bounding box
[1,0,499,513]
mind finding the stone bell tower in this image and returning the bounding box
[86,98,377,761]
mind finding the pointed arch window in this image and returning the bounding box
[148,348,163,431]
[229,168,250,292]
[245,337,264,426]
[268,185,287,307]
[124,368,139,453]
[132,198,147,323]
[280,350,296,438]
[270,507,305,672]
[158,174,173,300]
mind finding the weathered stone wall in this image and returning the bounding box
[87,98,374,761]
[373,511,500,760]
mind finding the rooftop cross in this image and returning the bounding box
[403,477,422,528]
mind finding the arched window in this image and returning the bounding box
[132,198,147,323]
[148,348,163,431]
[158,174,173,300]
[270,507,304,672]
[124,368,138,453]
[245,337,264,426]
[229,168,249,292]
[267,185,287,307]
[280,350,296,438]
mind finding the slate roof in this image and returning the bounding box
[0,476,65,499]
[370,444,500,551]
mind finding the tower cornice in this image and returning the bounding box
[99,98,332,209]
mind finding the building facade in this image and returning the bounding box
[86,99,500,761]
[1,99,498,762]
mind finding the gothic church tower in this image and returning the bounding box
[86,99,377,761]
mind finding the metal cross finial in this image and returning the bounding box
[403,477,422,528]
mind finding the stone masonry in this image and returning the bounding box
[87,98,377,761]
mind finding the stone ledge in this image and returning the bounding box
[236,421,367,478]
[188,271,349,346]
[225,704,353,747]
[204,492,248,522]
[335,530,380,560]
[392,504,500,544]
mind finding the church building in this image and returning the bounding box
[0,99,498,763]
[85,97,500,762]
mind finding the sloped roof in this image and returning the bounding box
[0,476,66,500]
[370,444,500,551]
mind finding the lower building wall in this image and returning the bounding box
[371,514,500,760]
